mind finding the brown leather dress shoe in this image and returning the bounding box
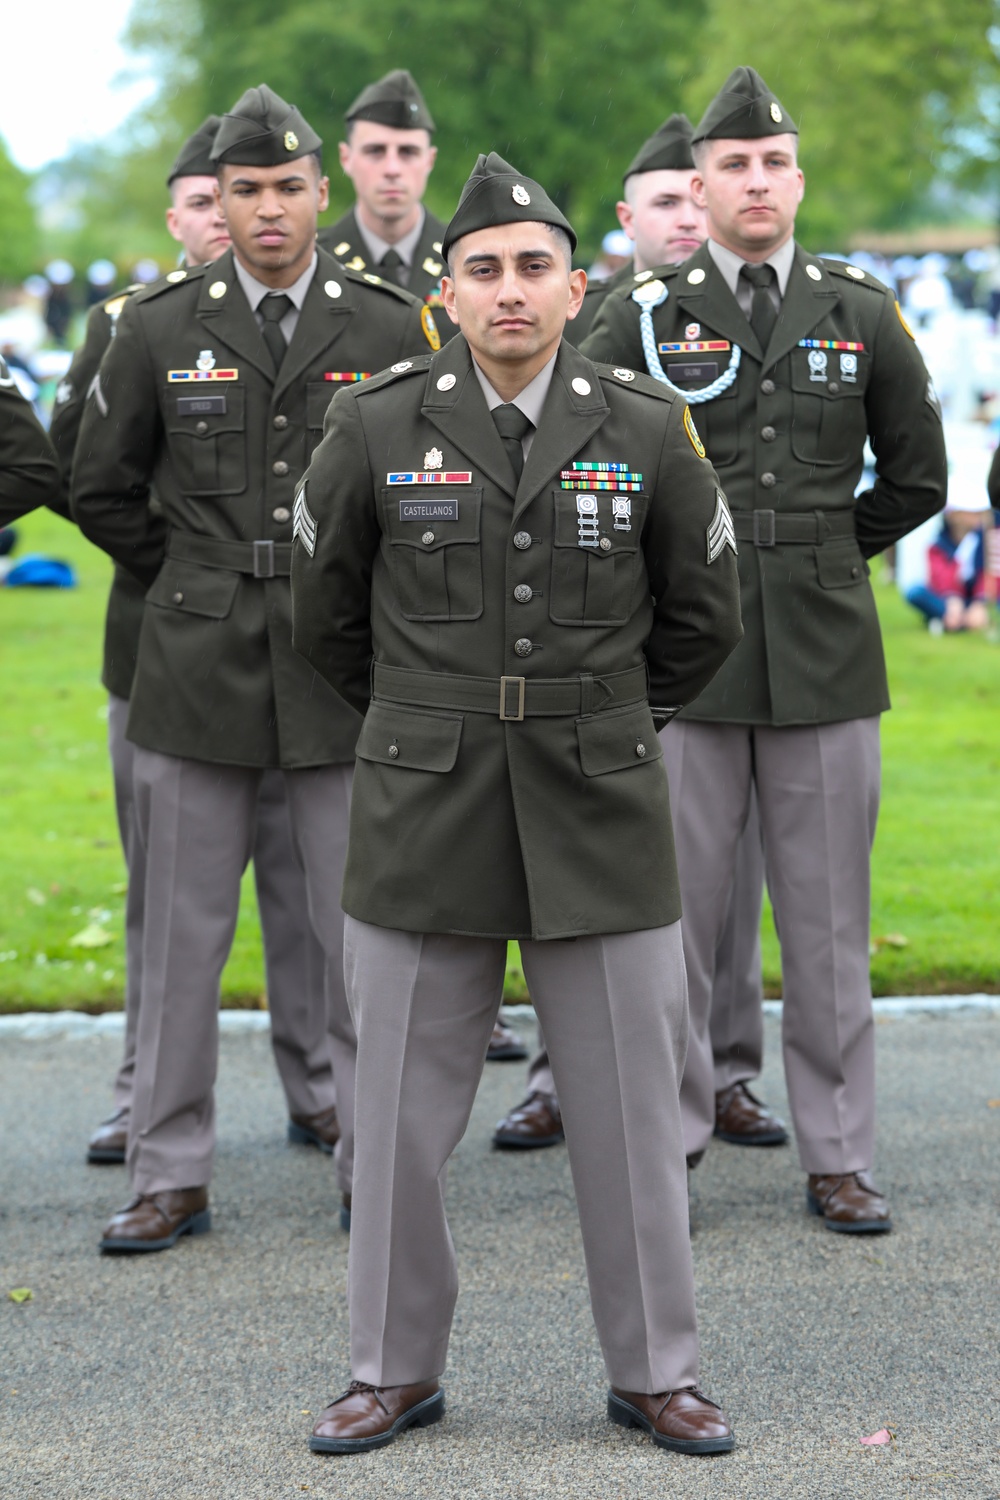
[493,1091,564,1148]
[608,1386,734,1454]
[486,1018,529,1061]
[309,1380,444,1453]
[99,1188,211,1253]
[807,1171,892,1233]
[714,1082,788,1146]
[288,1104,340,1154]
[87,1107,128,1165]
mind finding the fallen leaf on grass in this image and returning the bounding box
[8,1289,33,1304]
[860,1427,894,1446]
[69,924,114,949]
[871,934,909,952]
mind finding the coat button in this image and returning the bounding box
[172,591,184,604]
[272,460,289,476]
[273,414,289,430]
[196,420,208,434]
[760,472,777,488]
[761,425,776,442]
[388,744,399,758]
[514,638,533,657]
[828,381,840,393]
[422,530,435,545]
[513,531,532,550]
[851,566,859,577]
[513,584,533,603]
[635,742,647,758]
[272,506,290,523]
[599,536,612,551]
[760,378,776,395]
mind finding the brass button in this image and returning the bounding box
[421,530,435,545]
[599,536,612,552]
[851,566,860,578]
[514,638,533,658]
[635,742,647,758]
[513,531,532,550]
[272,460,289,477]
[273,414,289,430]
[388,744,399,759]
[195,420,208,434]
[760,472,776,489]
[272,507,290,523]
[172,591,184,604]
[828,381,840,394]
[760,378,776,395]
[513,584,533,603]
[761,425,776,442]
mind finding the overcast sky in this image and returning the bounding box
[0,0,157,171]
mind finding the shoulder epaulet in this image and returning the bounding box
[354,354,434,397]
[343,265,420,306]
[101,283,142,315]
[593,362,678,403]
[131,263,209,304]
[821,260,891,296]
[611,263,681,304]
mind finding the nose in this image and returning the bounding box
[496,267,525,303]
[746,158,770,192]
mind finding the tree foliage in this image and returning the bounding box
[0,136,40,281]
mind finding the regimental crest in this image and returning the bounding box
[293,483,317,557]
[424,447,444,470]
[685,322,701,340]
[196,350,216,372]
[706,490,736,564]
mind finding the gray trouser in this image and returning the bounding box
[127,749,355,1195]
[107,698,336,1121]
[524,796,767,1103]
[344,917,699,1393]
[661,717,881,1173]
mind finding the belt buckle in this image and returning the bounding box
[499,675,525,722]
[753,509,775,547]
[253,539,276,578]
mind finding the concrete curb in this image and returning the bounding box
[1,994,997,1039]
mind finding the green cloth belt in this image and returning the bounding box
[372,662,649,721]
[732,509,856,547]
[166,531,292,577]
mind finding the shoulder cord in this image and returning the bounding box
[632,282,741,404]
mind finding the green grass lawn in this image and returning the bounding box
[0,508,996,1011]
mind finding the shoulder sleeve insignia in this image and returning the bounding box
[895,301,916,340]
[421,305,442,351]
[707,490,736,563]
[683,404,706,458]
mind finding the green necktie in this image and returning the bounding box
[259,293,293,375]
[740,262,778,351]
[492,403,533,488]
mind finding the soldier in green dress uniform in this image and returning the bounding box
[582,68,948,1232]
[72,84,436,1254]
[293,151,741,1457]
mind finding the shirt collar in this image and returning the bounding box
[471,350,558,426]
[355,208,425,270]
[707,236,796,298]
[232,251,318,312]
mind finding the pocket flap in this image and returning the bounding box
[358,701,463,771]
[146,558,240,619]
[576,703,662,776]
[307,382,334,430]
[815,540,868,589]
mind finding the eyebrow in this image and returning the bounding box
[228,174,309,188]
[461,248,555,267]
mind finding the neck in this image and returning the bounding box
[356,200,421,246]
[710,225,794,263]
[232,241,315,289]
[472,339,559,404]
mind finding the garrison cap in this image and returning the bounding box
[692,67,797,143]
[345,69,435,133]
[623,114,695,185]
[442,151,577,259]
[167,116,222,185]
[211,85,322,167]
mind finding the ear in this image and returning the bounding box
[691,173,707,209]
[337,140,351,176]
[565,267,587,321]
[317,175,330,213]
[440,275,460,327]
[165,206,183,245]
[615,199,634,238]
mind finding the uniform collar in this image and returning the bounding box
[232,251,318,312]
[707,236,796,299]
[354,208,425,269]
[470,350,558,427]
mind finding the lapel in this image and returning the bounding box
[274,247,358,400]
[667,243,762,362]
[420,338,515,497]
[761,245,841,371]
[194,248,273,384]
[515,344,610,520]
[407,212,448,300]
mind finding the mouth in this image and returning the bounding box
[254,230,288,247]
[492,318,533,333]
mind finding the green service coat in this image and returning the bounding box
[564,261,636,349]
[49,290,147,700]
[0,357,60,525]
[291,335,742,940]
[72,247,435,768]
[317,205,458,343]
[581,242,948,725]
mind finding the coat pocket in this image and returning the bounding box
[549,488,648,626]
[815,538,869,589]
[357,701,463,771]
[381,487,483,622]
[146,558,240,619]
[576,702,662,776]
[164,384,248,496]
[789,349,869,466]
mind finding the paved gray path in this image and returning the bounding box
[2,1012,998,1499]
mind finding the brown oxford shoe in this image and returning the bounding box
[309,1380,444,1454]
[714,1082,788,1146]
[288,1104,340,1154]
[493,1090,564,1148]
[486,1018,529,1061]
[87,1107,128,1165]
[99,1187,210,1253]
[608,1386,734,1455]
[807,1171,892,1234]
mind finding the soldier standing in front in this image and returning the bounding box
[293,152,742,1455]
[583,68,947,1232]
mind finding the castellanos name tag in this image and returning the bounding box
[399,498,460,522]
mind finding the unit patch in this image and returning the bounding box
[683,405,706,458]
[293,484,317,556]
[706,491,736,563]
[895,301,916,340]
[421,305,441,351]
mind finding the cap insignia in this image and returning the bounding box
[511,184,531,206]
[284,131,299,152]
[770,102,783,123]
